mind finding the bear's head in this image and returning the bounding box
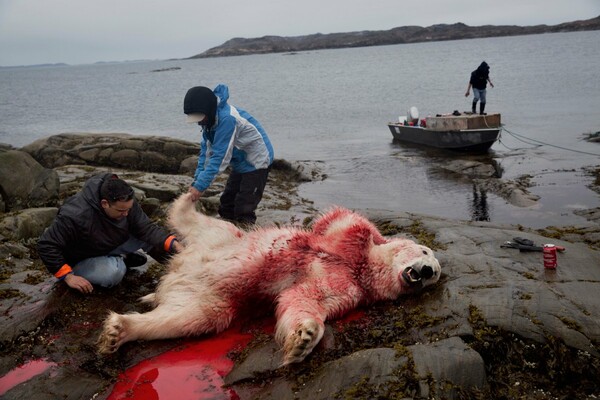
[373,238,441,296]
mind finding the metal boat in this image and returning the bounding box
[388,111,501,152]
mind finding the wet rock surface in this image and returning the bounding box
[1,133,599,399]
[20,132,200,174]
[437,158,540,207]
[0,149,59,212]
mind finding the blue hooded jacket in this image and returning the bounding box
[192,84,274,192]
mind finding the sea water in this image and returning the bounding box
[1,31,599,227]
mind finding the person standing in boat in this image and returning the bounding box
[465,61,494,115]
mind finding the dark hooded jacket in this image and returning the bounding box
[469,62,490,90]
[38,173,175,279]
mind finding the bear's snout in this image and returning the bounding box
[421,265,434,279]
[401,263,439,289]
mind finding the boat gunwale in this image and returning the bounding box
[387,123,501,134]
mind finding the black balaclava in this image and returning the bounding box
[476,61,489,78]
[184,86,218,127]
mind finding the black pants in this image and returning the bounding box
[218,168,270,224]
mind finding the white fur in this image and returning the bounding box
[97,193,441,364]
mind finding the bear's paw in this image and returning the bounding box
[282,318,324,365]
[97,312,128,354]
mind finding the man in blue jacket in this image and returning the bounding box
[184,84,274,225]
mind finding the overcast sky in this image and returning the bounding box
[1,0,598,66]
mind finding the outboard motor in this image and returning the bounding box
[407,106,419,125]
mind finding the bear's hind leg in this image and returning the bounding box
[97,308,198,354]
[97,301,235,354]
[97,311,132,354]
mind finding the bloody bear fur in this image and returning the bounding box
[97,193,441,364]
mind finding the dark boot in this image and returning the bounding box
[472,101,477,114]
[480,103,486,115]
[123,251,148,269]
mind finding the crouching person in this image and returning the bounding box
[38,173,182,294]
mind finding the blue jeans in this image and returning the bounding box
[72,237,147,288]
[473,88,486,104]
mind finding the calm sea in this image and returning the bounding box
[1,31,599,228]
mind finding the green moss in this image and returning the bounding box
[337,376,375,400]
[521,272,536,280]
[464,304,600,399]
[334,352,420,400]
[302,216,314,228]
[23,273,46,285]
[0,269,12,282]
[376,221,402,236]
[0,288,24,299]
[375,219,446,251]
[559,317,581,331]
[393,343,410,358]
[536,225,599,250]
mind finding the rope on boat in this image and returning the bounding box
[497,124,600,156]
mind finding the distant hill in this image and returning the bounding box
[0,63,69,69]
[189,15,600,59]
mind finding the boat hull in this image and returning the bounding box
[387,123,500,152]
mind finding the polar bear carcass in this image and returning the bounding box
[97,193,441,364]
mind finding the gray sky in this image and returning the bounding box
[1,0,598,66]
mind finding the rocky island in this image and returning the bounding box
[190,16,600,58]
[0,133,599,399]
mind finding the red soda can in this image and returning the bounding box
[543,244,557,269]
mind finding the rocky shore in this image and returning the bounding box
[1,133,599,399]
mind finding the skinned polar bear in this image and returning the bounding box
[97,193,441,364]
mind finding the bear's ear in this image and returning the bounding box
[369,226,387,245]
[311,207,354,236]
[333,224,382,264]
[348,220,387,246]
[312,207,388,245]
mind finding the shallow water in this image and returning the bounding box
[1,31,599,227]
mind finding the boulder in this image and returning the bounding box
[21,133,200,174]
[0,207,58,241]
[0,150,59,211]
[229,338,486,399]
[440,159,499,178]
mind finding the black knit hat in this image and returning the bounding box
[184,86,217,126]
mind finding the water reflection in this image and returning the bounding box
[470,184,490,222]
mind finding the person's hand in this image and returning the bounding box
[188,187,203,202]
[465,91,470,97]
[172,240,184,253]
[490,83,494,88]
[64,274,93,294]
